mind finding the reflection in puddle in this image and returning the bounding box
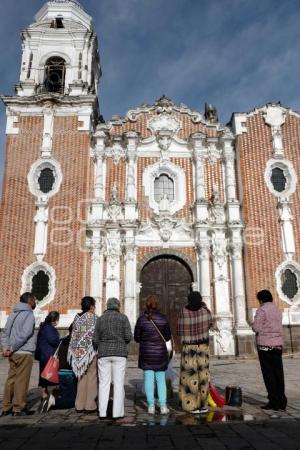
[176,411,254,425]
[136,410,255,427]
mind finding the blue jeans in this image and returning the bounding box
[144,370,167,407]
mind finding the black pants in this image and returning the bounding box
[258,348,287,409]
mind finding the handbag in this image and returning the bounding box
[150,319,173,361]
[225,385,243,407]
[41,345,61,384]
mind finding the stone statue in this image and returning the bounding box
[159,193,171,213]
[210,185,221,205]
[111,183,119,202]
[205,103,218,123]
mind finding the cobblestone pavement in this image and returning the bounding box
[1,355,300,449]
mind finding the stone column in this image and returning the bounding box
[124,131,138,221]
[222,140,236,201]
[90,230,104,316]
[41,106,54,158]
[34,197,48,261]
[212,230,235,356]
[105,229,121,300]
[90,127,106,221]
[191,133,206,201]
[230,238,250,331]
[125,131,138,201]
[196,239,211,310]
[124,235,137,328]
[93,129,106,200]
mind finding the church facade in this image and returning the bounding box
[1,0,300,355]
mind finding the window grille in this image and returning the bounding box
[154,174,174,202]
[281,268,298,300]
[271,167,286,192]
[44,56,66,93]
[31,271,50,301]
[38,168,55,194]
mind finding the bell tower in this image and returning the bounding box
[0,0,101,325]
[17,0,101,97]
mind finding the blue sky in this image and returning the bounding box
[1,0,300,188]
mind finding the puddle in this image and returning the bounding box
[133,410,255,427]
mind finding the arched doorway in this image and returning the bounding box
[140,255,193,348]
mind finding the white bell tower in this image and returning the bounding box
[16,0,101,97]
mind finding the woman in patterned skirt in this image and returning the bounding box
[177,291,213,414]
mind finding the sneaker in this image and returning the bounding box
[199,407,208,414]
[45,394,55,412]
[160,406,170,415]
[148,406,155,415]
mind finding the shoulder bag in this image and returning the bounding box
[150,319,173,361]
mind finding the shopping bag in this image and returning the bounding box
[41,354,60,384]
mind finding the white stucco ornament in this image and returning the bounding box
[148,114,181,134]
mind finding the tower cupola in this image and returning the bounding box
[16,0,101,97]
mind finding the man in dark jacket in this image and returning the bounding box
[93,297,132,419]
[1,292,36,416]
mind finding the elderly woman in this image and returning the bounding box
[178,291,213,414]
[134,295,171,415]
[68,297,97,413]
[93,298,132,419]
[35,311,60,412]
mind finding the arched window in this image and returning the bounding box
[154,174,174,202]
[38,168,55,194]
[281,268,298,300]
[31,270,50,301]
[271,167,286,193]
[44,56,66,93]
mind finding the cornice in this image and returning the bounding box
[106,95,222,130]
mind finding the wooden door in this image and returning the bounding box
[140,256,193,348]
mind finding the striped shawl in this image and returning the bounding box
[177,306,213,344]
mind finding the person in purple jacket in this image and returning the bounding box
[252,290,287,411]
[134,295,171,415]
[35,311,60,412]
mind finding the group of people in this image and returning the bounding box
[1,288,287,418]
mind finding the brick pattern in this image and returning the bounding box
[110,111,218,140]
[171,157,194,221]
[0,116,42,311]
[204,159,225,202]
[137,246,196,264]
[105,158,126,202]
[282,114,300,262]
[46,116,90,313]
[137,157,159,222]
[238,112,284,310]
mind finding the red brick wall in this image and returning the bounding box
[137,157,159,222]
[282,114,300,262]
[46,116,90,313]
[204,160,225,202]
[238,112,286,310]
[0,117,42,311]
[110,111,218,140]
[105,158,126,202]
